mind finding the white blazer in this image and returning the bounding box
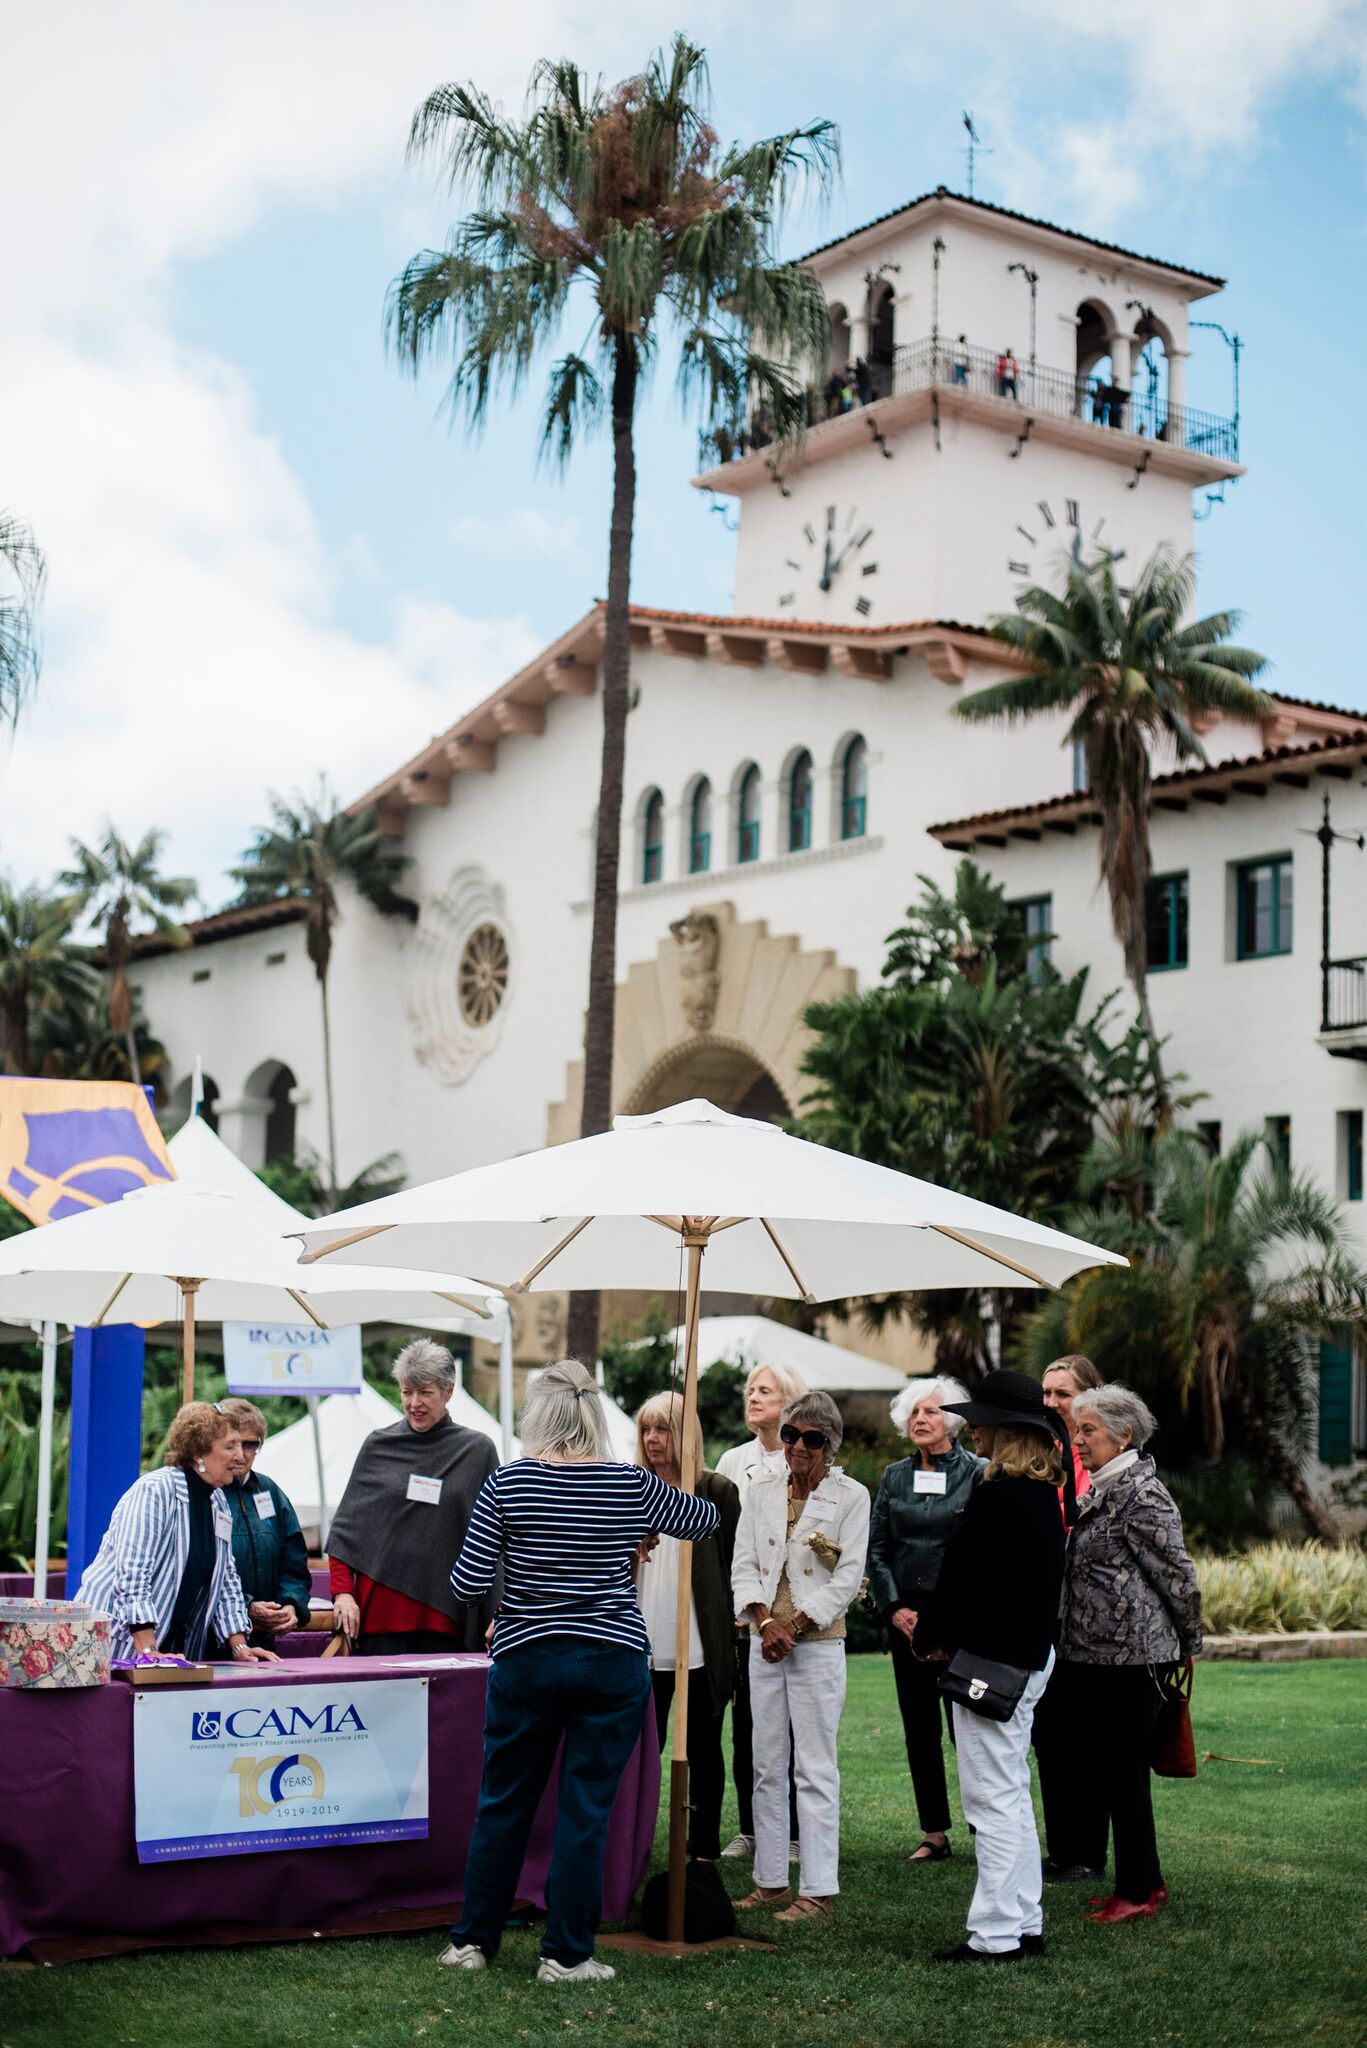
[731,1467,871,1633]
[714,1437,787,1503]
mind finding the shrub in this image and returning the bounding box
[1196,1543,1367,1636]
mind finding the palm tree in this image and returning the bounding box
[60,827,196,1086]
[955,546,1270,1099]
[1015,1127,1363,1542]
[0,513,46,723]
[387,36,837,1359]
[0,882,100,1076]
[232,790,414,1203]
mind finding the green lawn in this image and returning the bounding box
[2,1660,1364,2048]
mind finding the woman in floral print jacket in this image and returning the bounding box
[1059,1383,1201,1925]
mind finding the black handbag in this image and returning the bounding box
[639,1861,737,1944]
[938,1649,1032,1722]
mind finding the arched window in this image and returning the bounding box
[264,1064,297,1163]
[688,778,712,875]
[736,763,761,864]
[826,301,851,376]
[869,284,896,398]
[641,789,664,884]
[787,749,813,853]
[839,736,868,841]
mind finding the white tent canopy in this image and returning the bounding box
[678,1313,910,1396]
[254,1380,518,1539]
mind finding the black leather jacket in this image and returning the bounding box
[867,1440,984,1617]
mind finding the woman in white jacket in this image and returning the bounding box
[731,1391,870,1922]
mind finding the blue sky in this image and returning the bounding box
[2,2,1364,898]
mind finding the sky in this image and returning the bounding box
[2,1,1365,906]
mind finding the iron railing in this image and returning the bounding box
[698,333,1238,469]
[1323,957,1367,1034]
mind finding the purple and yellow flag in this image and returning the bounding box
[0,1079,175,1226]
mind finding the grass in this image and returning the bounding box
[2,1659,1364,2048]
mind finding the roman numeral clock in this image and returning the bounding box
[1008,498,1130,593]
[777,502,879,616]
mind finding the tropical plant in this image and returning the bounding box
[258,1147,406,1219]
[795,862,1152,1381]
[59,826,196,1086]
[1196,1543,1367,1635]
[388,36,837,1360]
[29,980,169,1096]
[955,546,1270,1097]
[232,789,414,1203]
[1013,1126,1366,1543]
[0,1375,70,1571]
[0,881,100,1076]
[0,513,45,725]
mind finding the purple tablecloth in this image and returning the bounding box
[0,1656,660,1957]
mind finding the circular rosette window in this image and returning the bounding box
[407,868,513,1084]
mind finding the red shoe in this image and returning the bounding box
[1087,1894,1115,1908]
[1150,1884,1169,1909]
[1088,1897,1159,1924]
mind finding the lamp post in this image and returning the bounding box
[1007,260,1038,394]
[1192,318,1242,451]
[1303,792,1365,1032]
[930,237,945,380]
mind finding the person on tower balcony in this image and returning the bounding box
[996,347,1020,399]
[326,1339,499,1656]
[952,336,971,385]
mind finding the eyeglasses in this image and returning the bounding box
[239,1440,262,1453]
[780,1425,830,1451]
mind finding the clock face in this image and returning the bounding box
[778,502,879,616]
[1008,498,1129,594]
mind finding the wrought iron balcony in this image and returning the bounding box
[1323,956,1367,1035]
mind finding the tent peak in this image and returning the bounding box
[611,1099,780,1135]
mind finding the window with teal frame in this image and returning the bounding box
[1344,1109,1364,1202]
[787,749,813,853]
[688,778,712,875]
[736,764,761,864]
[1236,856,1293,959]
[1318,1329,1355,1465]
[1145,872,1188,971]
[840,735,868,840]
[1010,895,1053,986]
[641,789,664,884]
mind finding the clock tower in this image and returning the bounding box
[694,189,1243,628]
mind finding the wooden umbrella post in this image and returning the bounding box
[666,1223,709,1945]
[179,1278,201,1406]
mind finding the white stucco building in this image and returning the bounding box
[132,189,1365,1484]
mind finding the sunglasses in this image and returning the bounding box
[780,1425,829,1451]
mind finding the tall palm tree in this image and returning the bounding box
[0,882,100,1076]
[60,828,196,1086]
[0,513,46,723]
[1015,1126,1362,1543]
[232,791,414,1203]
[387,35,837,1359]
[955,546,1270,1099]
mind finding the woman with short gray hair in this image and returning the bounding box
[443,1359,719,1982]
[1060,1382,1202,1925]
[869,1375,984,1863]
[326,1336,500,1656]
[731,1390,870,1921]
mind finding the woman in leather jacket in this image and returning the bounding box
[867,1377,983,1863]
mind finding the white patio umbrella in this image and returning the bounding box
[673,1313,911,1396]
[296,1097,1126,1945]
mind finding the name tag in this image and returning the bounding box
[913,1470,948,1495]
[407,1474,443,1506]
[803,1498,837,1523]
[214,1513,234,1541]
[253,1492,276,1521]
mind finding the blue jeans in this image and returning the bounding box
[452,1636,651,1965]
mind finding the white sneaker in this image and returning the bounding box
[537,1956,616,1984]
[788,1840,801,1862]
[438,1943,486,1969]
[721,1833,755,1859]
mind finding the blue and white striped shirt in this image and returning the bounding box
[76,1466,251,1661]
[451,1459,720,1657]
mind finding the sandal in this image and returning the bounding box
[738,1886,791,1910]
[773,1895,834,1922]
[907,1838,952,1863]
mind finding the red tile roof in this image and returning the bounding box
[132,898,307,960]
[618,601,993,641]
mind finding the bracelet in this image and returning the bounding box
[231,1642,252,1660]
[758,1615,784,1634]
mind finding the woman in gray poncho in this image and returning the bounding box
[327,1339,500,1655]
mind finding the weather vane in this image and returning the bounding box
[962,113,992,198]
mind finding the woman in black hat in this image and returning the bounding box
[912,1370,1071,1965]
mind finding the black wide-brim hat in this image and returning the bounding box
[942,1370,1077,1519]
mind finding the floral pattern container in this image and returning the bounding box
[0,1598,112,1688]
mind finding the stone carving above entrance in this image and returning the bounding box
[407,865,513,1086]
[669,911,721,1034]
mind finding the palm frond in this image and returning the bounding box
[541,352,604,467]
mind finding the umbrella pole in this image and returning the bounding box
[34,1322,57,1598]
[666,1228,707,1945]
[498,1311,514,1463]
[309,1396,330,1547]
[180,1281,199,1405]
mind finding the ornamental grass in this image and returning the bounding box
[1196,1541,1367,1635]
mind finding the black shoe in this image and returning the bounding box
[932,1941,1023,1964]
[1042,1860,1098,1885]
[1020,1933,1046,1957]
[906,1837,952,1864]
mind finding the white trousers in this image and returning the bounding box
[952,1651,1054,1953]
[749,1637,846,1897]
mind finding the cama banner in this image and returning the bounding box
[223,1321,362,1397]
[132,1678,429,1862]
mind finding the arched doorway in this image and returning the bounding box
[623,1039,791,1124]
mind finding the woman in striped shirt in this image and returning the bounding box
[440,1359,719,1985]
